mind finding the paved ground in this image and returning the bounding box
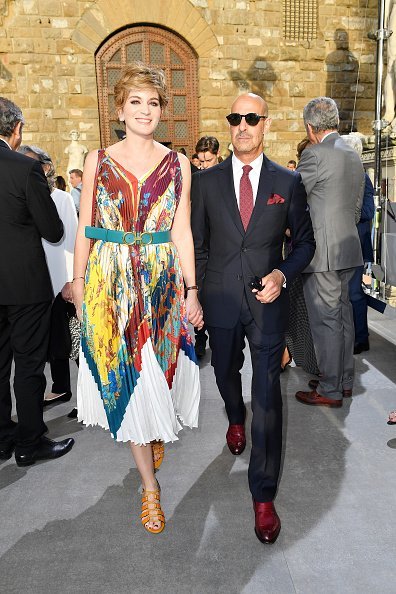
[0,310,395,594]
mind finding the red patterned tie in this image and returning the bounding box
[239,164,253,231]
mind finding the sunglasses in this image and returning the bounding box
[226,113,268,126]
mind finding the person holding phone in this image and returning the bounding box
[191,93,315,544]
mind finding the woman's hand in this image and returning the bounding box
[186,290,204,329]
[72,278,84,321]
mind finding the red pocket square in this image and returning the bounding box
[267,194,285,205]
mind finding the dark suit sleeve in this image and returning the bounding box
[360,174,375,223]
[277,173,315,283]
[25,160,64,242]
[191,171,209,287]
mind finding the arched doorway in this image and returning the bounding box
[95,26,199,156]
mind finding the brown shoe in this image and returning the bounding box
[295,390,342,408]
[253,500,281,544]
[308,379,352,398]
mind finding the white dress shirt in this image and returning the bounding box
[42,189,78,296]
[232,152,263,207]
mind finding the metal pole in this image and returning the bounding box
[371,0,388,268]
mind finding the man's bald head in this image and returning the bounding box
[230,93,268,117]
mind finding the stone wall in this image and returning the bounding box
[0,0,377,176]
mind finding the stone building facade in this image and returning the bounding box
[0,0,377,176]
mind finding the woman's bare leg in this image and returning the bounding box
[130,442,161,531]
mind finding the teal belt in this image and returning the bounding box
[85,227,172,246]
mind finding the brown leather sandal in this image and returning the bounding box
[141,482,165,534]
[151,440,165,471]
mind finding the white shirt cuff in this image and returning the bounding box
[273,268,287,288]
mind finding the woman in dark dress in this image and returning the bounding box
[284,137,319,375]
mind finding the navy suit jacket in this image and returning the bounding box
[358,174,375,262]
[191,154,315,333]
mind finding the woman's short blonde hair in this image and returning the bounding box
[114,62,169,114]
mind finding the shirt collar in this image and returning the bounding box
[320,131,338,143]
[232,152,263,172]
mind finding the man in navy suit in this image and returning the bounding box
[191,93,315,543]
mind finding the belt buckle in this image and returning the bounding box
[122,231,135,244]
[138,232,153,245]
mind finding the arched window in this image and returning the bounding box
[95,26,199,156]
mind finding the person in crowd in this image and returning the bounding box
[284,137,319,376]
[286,159,296,170]
[69,168,83,214]
[191,153,200,170]
[193,135,221,359]
[19,145,79,408]
[296,137,311,160]
[196,135,220,170]
[72,62,202,535]
[0,97,74,465]
[341,133,375,355]
[387,410,396,424]
[55,175,67,191]
[191,93,315,544]
[295,97,365,408]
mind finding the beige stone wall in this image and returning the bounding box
[0,0,377,176]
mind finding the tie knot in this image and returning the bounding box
[242,164,252,175]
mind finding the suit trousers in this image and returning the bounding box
[207,293,284,502]
[348,265,369,344]
[0,301,51,449]
[302,269,356,400]
[50,359,72,394]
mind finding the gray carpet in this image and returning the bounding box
[1,314,396,594]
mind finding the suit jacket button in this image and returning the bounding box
[241,247,247,252]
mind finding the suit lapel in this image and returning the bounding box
[218,157,245,237]
[245,155,276,236]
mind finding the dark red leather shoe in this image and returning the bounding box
[308,379,352,398]
[226,424,246,455]
[253,500,281,544]
[295,389,342,407]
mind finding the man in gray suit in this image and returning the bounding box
[295,97,365,407]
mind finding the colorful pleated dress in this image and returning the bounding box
[77,149,200,444]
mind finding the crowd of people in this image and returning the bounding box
[0,59,393,545]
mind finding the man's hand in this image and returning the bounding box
[253,270,284,304]
[61,282,73,302]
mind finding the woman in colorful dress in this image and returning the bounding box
[72,63,203,535]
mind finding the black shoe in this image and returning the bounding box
[0,443,15,460]
[67,408,78,419]
[15,436,74,467]
[354,341,370,355]
[43,391,72,407]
